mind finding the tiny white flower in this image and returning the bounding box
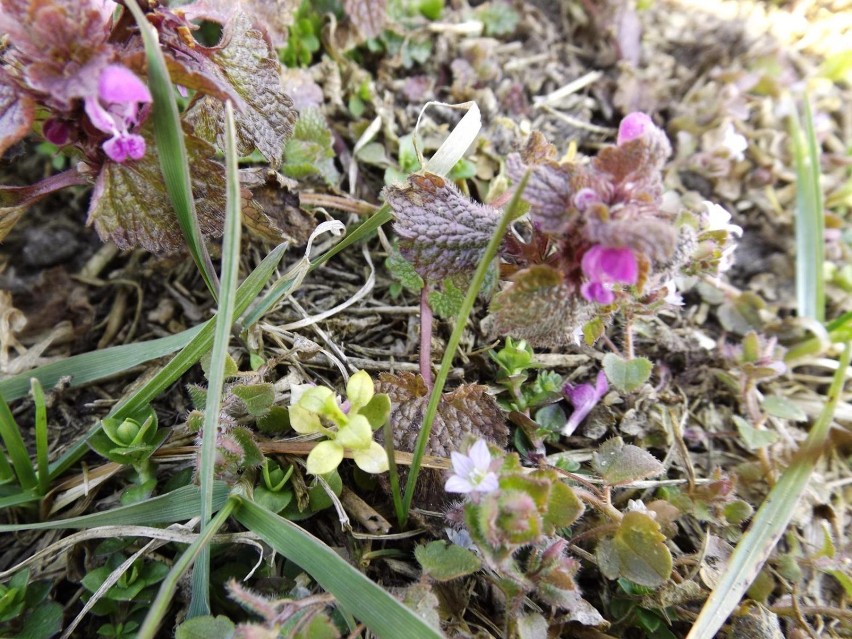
[445,439,499,495]
[661,280,683,306]
[719,121,748,161]
[703,201,743,237]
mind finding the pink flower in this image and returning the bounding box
[445,439,499,495]
[617,112,654,145]
[84,65,151,163]
[580,245,638,304]
[562,371,608,436]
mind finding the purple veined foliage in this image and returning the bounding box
[84,64,152,163]
[561,371,608,436]
[617,112,654,145]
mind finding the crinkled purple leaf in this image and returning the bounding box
[344,0,388,40]
[383,172,501,281]
[585,217,678,263]
[181,0,297,48]
[0,73,34,157]
[183,10,296,165]
[489,265,592,347]
[506,153,576,234]
[0,0,113,108]
[87,123,224,253]
[0,169,88,240]
[240,168,317,245]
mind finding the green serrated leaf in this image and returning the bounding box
[414,541,481,581]
[592,437,664,485]
[428,279,465,319]
[611,511,673,587]
[282,107,339,185]
[602,354,652,393]
[733,415,779,450]
[231,383,276,416]
[385,246,424,293]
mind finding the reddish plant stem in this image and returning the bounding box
[420,284,434,389]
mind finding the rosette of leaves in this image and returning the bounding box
[488,118,690,346]
[89,406,168,466]
[289,370,391,475]
[0,1,297,252]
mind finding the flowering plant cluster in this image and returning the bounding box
[0,0,296,252]
[289,370,391,476]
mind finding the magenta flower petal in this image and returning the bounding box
[103,134,146,163]
[581,245,638,285]
[84,95,117,134]
[581,281,614,305]
[574,187,601,212]
[98,65,152,105]
[43,119,70,145]
[617,112,654,145]
[562,371,608,436]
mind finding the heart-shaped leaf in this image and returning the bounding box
[602,353,652,393]
[415,540,481,581]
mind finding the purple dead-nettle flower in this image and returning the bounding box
[573,187,601,212]
[445,439,500,496]
[84,64,152,163]
[562,371,608,436]
[617,112,654,145]
[580,245,638,304]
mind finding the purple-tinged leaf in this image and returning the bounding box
[489,265,592,347]
[504,131,578,234]
[344,0,387,40]
[0,72,34,157]
[0,0,113,108]
[240,168,317,245]
[383,172,501,281]
[182,0,297,48]
[0,169,88,241]
[87,123,224,253]
[183,10,297,166]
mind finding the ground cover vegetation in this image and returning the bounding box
[0,0,850,637]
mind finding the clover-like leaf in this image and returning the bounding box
[288,405,322,434]
[87,123,224,253]
[0,74,34,158]
[733,415,779,450]
[359,393,391,430]
[602,353,652,393]
[415,540,481,582]
[307,440,345,475]
[183,10,296,165]
[489,265,591,347]
[592,437,664,485]
[336,415,373,450]
[383,172,501,281]
[599,511,673,587]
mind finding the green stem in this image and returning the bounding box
[400,171,531,524]
[31,379,50,496]
[137,496,239,639]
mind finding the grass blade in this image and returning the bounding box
[686,340,851,639]
[30,378,49,496]
[0,393,37,491]
[791,96,825,322]
[139,496,239,639]
[0,324,205,403]
[0,483,229,531]
[189,101,242,617]
[235,499,441,639]
[401,171,531,523]
[47,243,289,479]
[123,0,220,299]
